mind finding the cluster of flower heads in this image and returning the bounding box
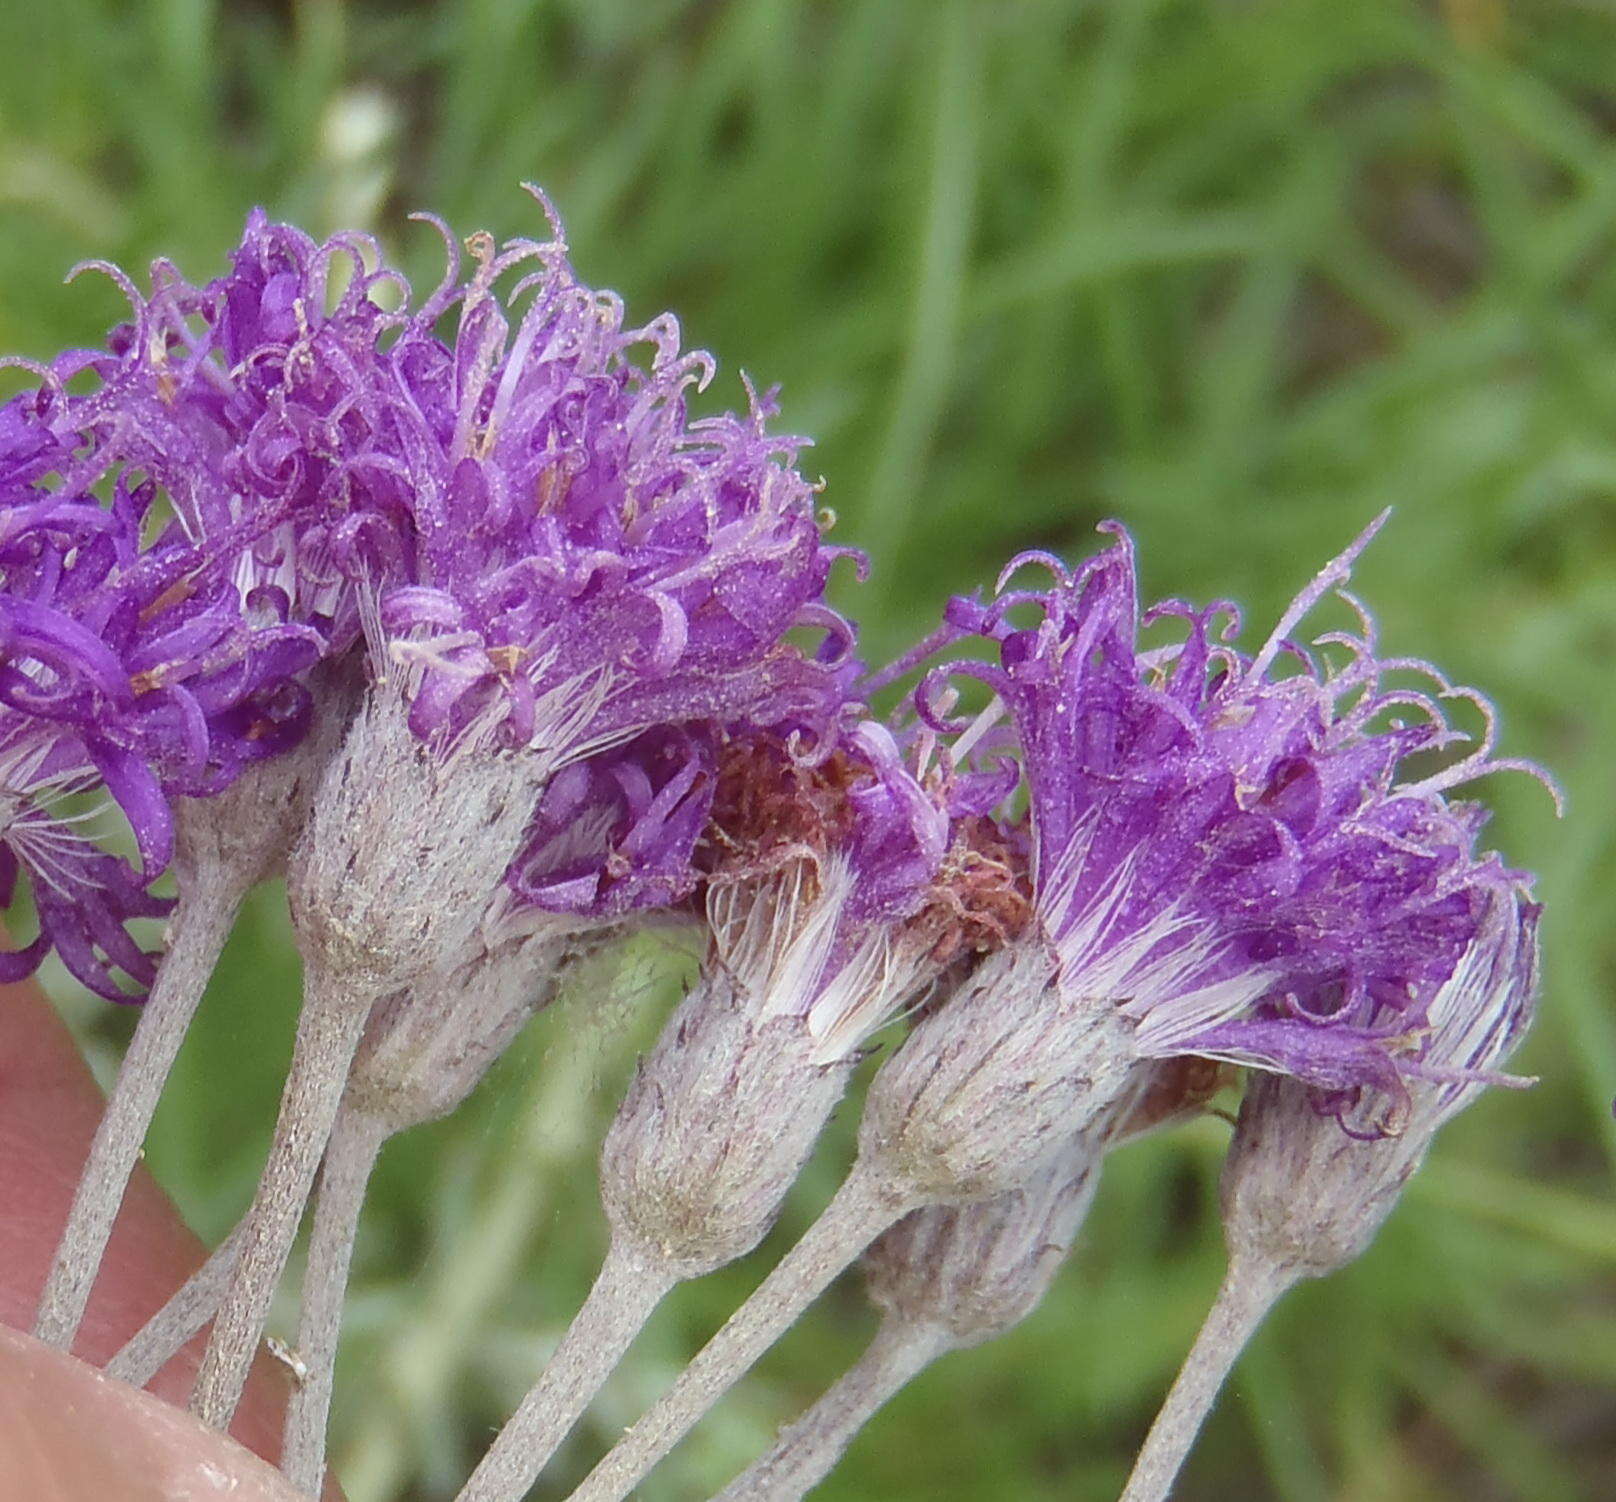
[0,194,854,997]
[0,191,1542,1144]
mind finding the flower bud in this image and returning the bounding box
[347,928,604,1133]
[600,716,1024,1276]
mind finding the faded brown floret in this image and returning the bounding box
[700,735,864,893]
[902,813,1032,971]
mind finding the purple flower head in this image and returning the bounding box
[0,213,421,791]
[72,212,419,626]
[0,212,423,991]
[930,517,1548,1128]
[493,725,719,934]
[372,194,857,774]
[698,710,1027,1065]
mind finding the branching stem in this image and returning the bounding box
[566,1166,913,1502]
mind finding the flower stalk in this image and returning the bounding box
[1118,886,1540,1501]
[566,1164,910,1502]
[34,876,245,1349]
[37,678,357,1352]
[280,1106,388,1496]
[106,1226,243,1387]
[281,929,588,1491]
[455,1244,677,1502]
[721,1148,1107,1500]
[713,1320,949,1502]
[190,963,376,1428]
[1115,1256,1295,1502]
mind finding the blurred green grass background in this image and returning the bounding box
[5,0,1614,1497]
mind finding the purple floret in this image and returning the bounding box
[76,212,420,631]
[498,725,719,929]
[695,701,1025,1065]
[0,487,177,995]
[0,708,170,999]
[0,212,420,992]
[0,211,408,802]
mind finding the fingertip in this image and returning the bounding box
[0,1324,306,1502]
